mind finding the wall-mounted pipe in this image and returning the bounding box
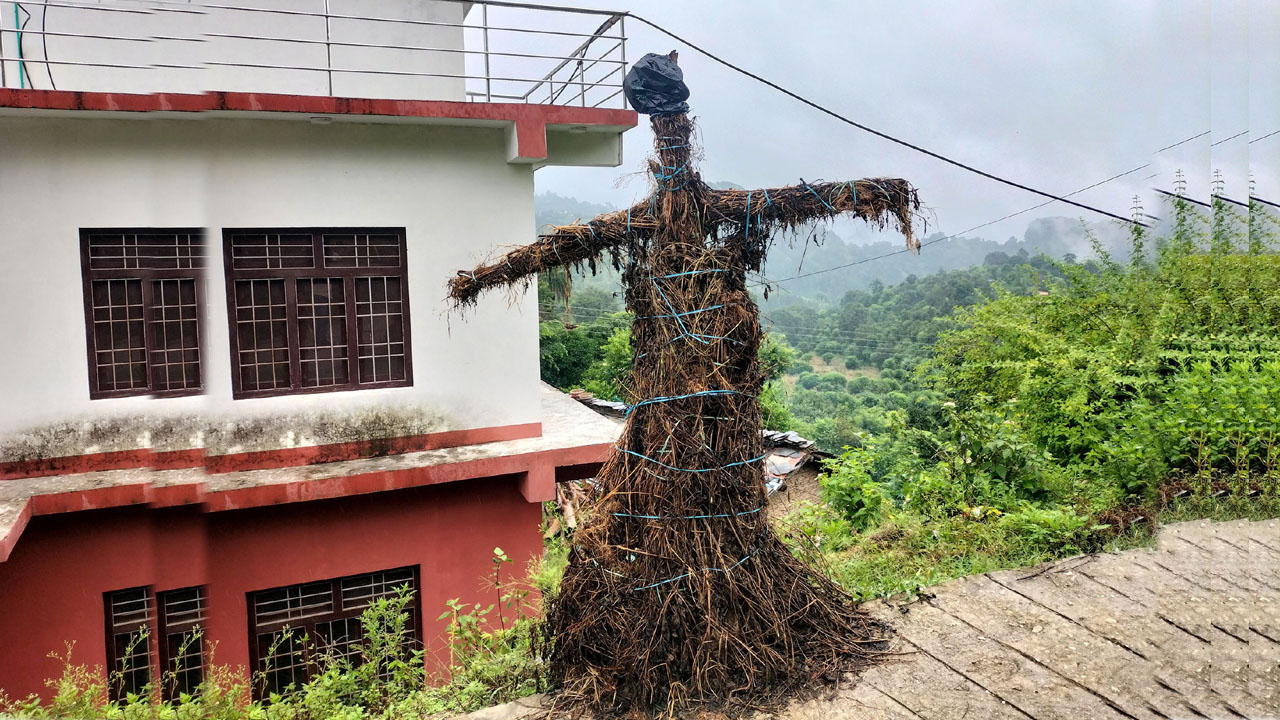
[14,2,25,89]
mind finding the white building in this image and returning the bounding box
[0,0,632,701]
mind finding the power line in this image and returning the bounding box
[1154,189,1211,208]
[1251,129,1280,144]
[1154,131,1210,153]
[625,11,1146,227]
[1210,130,1248,146]
[762,131,1207,284]
[540,301,940,346]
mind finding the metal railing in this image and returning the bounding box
[0,0,628,108]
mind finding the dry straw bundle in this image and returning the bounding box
[449,113,919,715]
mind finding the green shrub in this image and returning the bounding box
[818,446,886,532]
[996,507,1092,554]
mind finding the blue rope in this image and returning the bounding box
[635,332,742,359]
[658,269,725,279]
[651,278,701,343]
[626,207,631,235]
[631,553,754,592]
[804,182,837,212]
[640,304,724,320]
[584,550,757,591]
[621,449,768,474]
[626,389,750,416]
[611,507,761,520]
[655,163,686,180]
[745,190,751,239]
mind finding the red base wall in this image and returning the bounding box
[0,475,542,701]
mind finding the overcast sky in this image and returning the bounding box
[510,0,1276,247]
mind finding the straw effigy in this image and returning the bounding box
[449,112,919,715]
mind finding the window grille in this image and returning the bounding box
[158,587,207,699]
[105,587,154,701]
[81,229,205,399]
[248,567,419,699]
[223,229,412,399]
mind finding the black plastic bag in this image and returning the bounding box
[623,52,690,116]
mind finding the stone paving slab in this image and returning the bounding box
[457,518,1280,720]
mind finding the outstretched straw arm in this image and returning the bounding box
[704,177,921,251]
[449,204,659,307]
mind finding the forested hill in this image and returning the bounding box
[758,216,1127,307]
[534,191,1129,306]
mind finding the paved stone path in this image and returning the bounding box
[793,518,1279,720]
[465,518,1279,720]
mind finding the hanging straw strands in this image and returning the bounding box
[447,180,918,309]
[708,178,919,251]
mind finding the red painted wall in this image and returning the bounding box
[0,475,542,702]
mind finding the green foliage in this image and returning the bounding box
[781,501,854,552]
[537,311,630,391]
[580,327,633,402]
[758,333,797,381]
[758,381,797,432]
[787,199,1279,601]
[818,446,885,532]
[995,507,1092,554]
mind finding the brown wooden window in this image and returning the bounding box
[80,229,205,399]
[248,566,420,699]
[223,229,412,399]
[158,587,207,699]
[104,587,155,701]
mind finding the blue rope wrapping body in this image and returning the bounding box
[650,278,703,343]
[632,553,755,592]
[745,189,751,239]
[611,507,761,520]
[583,550,756,591]
[621,449,768,474]
[639,304,725,320]
[636,331,743,359]
[653,161,689,192]
[625,388,751,416]
[655,163,686,180]
[658,269,725,279]
[602,257,760,589]
[803,182,837,212]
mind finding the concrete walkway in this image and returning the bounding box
[469,518,1279,720]
[801,518,1279,720]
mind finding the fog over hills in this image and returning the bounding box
[534,190,1131,308]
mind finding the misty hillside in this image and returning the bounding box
[533,190,1131,308]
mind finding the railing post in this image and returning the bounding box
[482,3,491,103]
[324,0,333,95]
[618,15,627,108]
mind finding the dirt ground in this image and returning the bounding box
[768,463,823,519]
